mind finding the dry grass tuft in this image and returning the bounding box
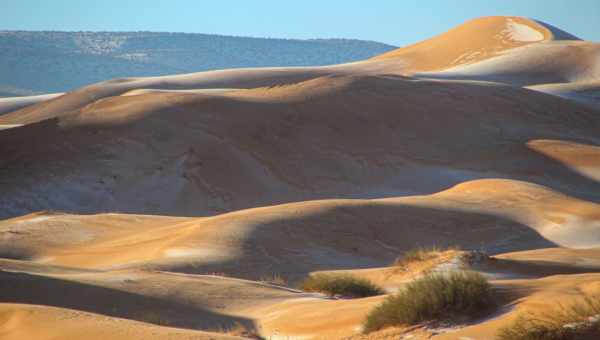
[260,273,288,286]
[222,321,264,339]
[497,295,600,340]
[363,270,494,333]
[393,246,459,267]
[299,273,384,298]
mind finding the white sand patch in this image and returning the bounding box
[267,336,311,340]
[14,216,52,224]
[162,247,235,261]
[541,214,600,248]
[502,18,544,42]
[121,88,238,96]
[0,93,63,115]
[577,167,600,182]
[0,124,23,130]
[35,256,55,263]
[99,273,140,283]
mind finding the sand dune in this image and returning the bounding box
[3,15,600,339]
[373,16,578,70]
[0,93,63,116]
[2,179,599,280]
[528,80,600,108]
[2,75,600,219]
[417,41,600,87]
[2,16,598,127]
[0,303,239,340]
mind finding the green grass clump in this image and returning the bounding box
[299,273,384,298]
[363,271,494,333]
[496,295,600,340]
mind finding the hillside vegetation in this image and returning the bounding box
[0,31,395,95]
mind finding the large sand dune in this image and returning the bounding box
[2,15,600,339]
[373,16,578,70]
[1,75,600,218]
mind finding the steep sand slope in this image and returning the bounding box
[371,16,600,108]
[373,16,578,71]
[1,75,600,218]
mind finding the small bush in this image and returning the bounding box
[260,273,288,286]
[299,273,384,298]
[223,321,264,339]
[363,271,494,333]
[496,295,600,340]
[397,246,440,263]
[394,246,459,267]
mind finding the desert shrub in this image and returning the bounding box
[260,273,288,286]
[496,295,600,340]
[222,321,264,339]
[363,270,494,333]
[299,273,384,298]
[394,245,459,266]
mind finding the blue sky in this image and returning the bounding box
[2,0,599,46]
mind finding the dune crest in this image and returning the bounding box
[2,15,600,340]
[373,16,578,71]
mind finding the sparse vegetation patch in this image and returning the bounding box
[497,295,600,340]
[393,246,460,267]
[363,270,495,333]
[260,273,288,286]
[299,273,384,298]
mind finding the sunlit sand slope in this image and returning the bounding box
[1,75,599,218]
[373,16,578,71]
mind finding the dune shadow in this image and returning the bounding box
[0,270,259,333]
[159,203,558,283]
[1,81,600,219]
[475,256,600,279]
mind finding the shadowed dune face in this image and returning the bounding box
[5,179,600,282]
[0,270,259,331]
[1,75,600,218]
[2,15,600,340]
[0,304,239,340]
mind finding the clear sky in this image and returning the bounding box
[2,0,599,46]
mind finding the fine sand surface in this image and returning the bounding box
[0,93,64,116]
[2,15,600,339]
[1,75,600,218]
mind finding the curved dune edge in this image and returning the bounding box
[0,92,64,115]
[2,246,600,339]
[0,15,596,129]
[256,247,600,339]
[0,303,240,340]
[528,81,600,109]
[2,179,600,275]
[372,16,577,70]
[2,74,600,221]
[1,15,600,340]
